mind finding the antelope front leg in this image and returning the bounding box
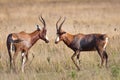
[21,52,28,73]
[21,52,25,73]
[71,52,80,71]
[76,51,81,66]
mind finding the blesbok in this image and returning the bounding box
[6,16,49,72]
[55,17,108,70]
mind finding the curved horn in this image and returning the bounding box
[59,17,66,31]
[56,17,61,30]
[39,16,46,29]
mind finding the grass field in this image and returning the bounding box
[0,0,120,80]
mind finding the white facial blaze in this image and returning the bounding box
[56,35,60,42]
[45,35,49,41]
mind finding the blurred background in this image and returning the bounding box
[0,0,120,80]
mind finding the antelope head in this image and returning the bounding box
[37,16,49,43]
[55,17,66,44]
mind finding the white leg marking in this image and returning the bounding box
[104,37,108,49]
[22,53,25,57]
[22,53,26,73]
[22,57,26,73]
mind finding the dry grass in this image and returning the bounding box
[0,0,120,80]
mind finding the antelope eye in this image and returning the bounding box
[57,32,65,35]
[59,33,63,35]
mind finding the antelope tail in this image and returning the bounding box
[6,34,14,69]
[7,34,21,52]
[6,34,22,68]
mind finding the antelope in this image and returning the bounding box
[6,16,49,72]
[55,17,108,70]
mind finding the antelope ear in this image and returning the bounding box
[36,25,41,31]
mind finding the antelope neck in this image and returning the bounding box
[63,33,74,46]
[30,30,40,45]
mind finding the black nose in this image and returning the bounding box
[55,41,58,44]
[46,40,49,43]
